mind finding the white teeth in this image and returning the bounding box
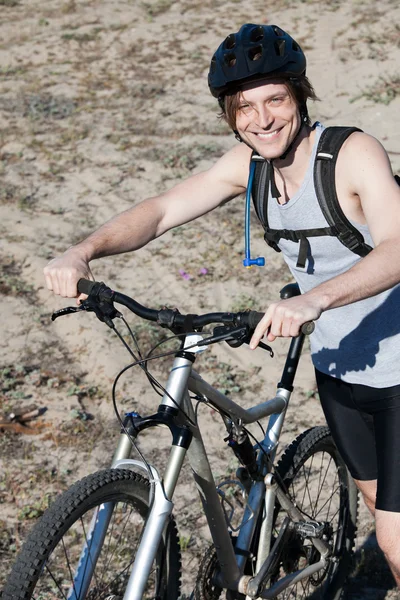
[256,129,280,139]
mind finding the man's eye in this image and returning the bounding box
[271,96,284,104]
[239,104,253,115]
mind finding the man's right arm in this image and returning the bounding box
[44,144,251,298]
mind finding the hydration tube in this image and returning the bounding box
[243,159,265,268]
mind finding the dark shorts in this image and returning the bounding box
[315,369,400,513]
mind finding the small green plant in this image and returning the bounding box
[231,294,258,313]
[0,183,19,204]
[202,356,242,396]
[179,535,192,551]
[18,495,52,521]
[351,74,400,105]
[61,0,76,13]
[305,389,319,400]
[24,94,76,120]
[0,65,26,78]
[144,142,223,175]
[18,192,38,211]
[0,256,35,298]
[62,28,103,43]
[67,384,100,400]
[141,0,174,18]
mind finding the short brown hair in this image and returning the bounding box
[220,74,319,130]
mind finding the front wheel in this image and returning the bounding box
[3,468,181,600]
[261,426,358,600]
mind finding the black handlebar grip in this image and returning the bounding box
[301,321,315,335]
[77,278,96,295]
[248,311,265,329]
[248,311,315,336]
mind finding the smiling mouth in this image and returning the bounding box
[254,127,283,140]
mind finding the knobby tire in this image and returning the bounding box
[3,468,181,600]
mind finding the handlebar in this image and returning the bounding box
[76,279,315,336]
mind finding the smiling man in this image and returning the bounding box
[44,24,400,587]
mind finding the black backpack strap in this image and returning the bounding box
[251,152,281,252]
[264,226,335,268]
[314,126,373,257]
[251,150,335,267]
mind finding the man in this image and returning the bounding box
[44,24,400,585]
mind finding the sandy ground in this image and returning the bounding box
[0,0,400,597]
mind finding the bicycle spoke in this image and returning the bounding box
[98,503,137,589]
[61,535,81,599]
[42,564,69,600]
[313,484,341,521]
[311,453,334,514]
[304,453,316,512]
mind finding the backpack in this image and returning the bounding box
[251,126,400,269]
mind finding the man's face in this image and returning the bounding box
[235,80,301,160]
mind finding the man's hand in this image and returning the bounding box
[249,294,324,348]
[43,248,94,304]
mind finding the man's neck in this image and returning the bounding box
[272,124,315,204]
[275,124,315,176]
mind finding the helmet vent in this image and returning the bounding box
[292,41,300,52]
[250,26,264,42]
[224,52,237,67]
[248,45,263,61]
[272,26,285,37]
[274,40,286,57]
[224,34,236,50]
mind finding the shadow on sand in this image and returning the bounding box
[346,531,399,599]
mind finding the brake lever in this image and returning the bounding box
[222,326,274,356]
[226,331,274,356]
[51,298,122,328]
[51,305,86,321]
[257,341,274,357]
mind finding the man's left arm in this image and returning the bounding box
[250,133,400,346]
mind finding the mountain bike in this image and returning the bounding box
[3,279,358,600]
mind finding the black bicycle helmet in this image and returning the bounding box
[208,24,306,100]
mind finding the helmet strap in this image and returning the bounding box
[278,113,306,160]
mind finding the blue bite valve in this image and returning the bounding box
[243,257,265,268]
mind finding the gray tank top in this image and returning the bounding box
[268,122,400,388]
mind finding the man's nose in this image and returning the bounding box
[255,106,273,129]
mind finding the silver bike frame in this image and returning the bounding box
[70,333,330,600]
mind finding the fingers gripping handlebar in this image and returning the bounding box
[76,279,315,336]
